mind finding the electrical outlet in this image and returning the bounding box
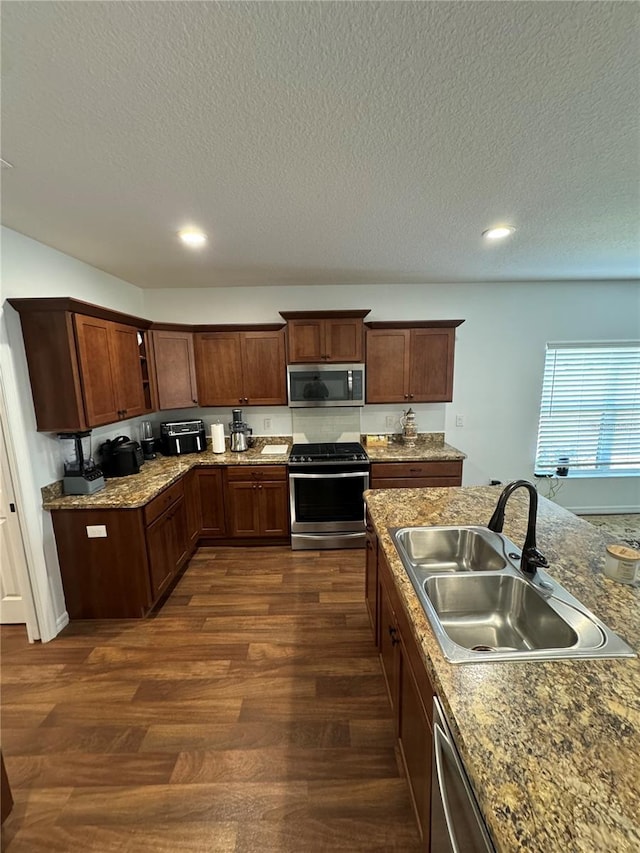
[263,418,272,430]
[385,415,395,429]
[86,525,107,538]
[455,414,464,427]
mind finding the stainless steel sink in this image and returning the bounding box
[393,526,507,573]
[389,526,636,664]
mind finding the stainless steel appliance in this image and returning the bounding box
[160,420,206,455]
[58,431,105,495]
[287,364,365,407]
[229,408,252,452]
[431,696,495,852]
[288,442,369,549]
[99,436,144,478]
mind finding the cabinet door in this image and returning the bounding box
[146,498,187,600]
[286,319,324,362]
[108,323,146,419]
[365,520,379,640]
[325,318,363,362]
[366,329,411,403]
[257,480,289,536]
[152,330,199,409]
[74,315,120,426]
[241,331,287,405]
[226,481,261,536]
[398,643,432,844]
[408,328,455,402]
[196,468,226,537]
[146,511,174,599]
[378,577,399,720]
[194,332,244,406]
[184,469,202,546]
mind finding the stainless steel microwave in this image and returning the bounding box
[287,363,365,407]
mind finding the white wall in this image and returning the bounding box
[0,227,148,633]
[2,226,638,636]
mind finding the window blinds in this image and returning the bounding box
[534,342,640,475]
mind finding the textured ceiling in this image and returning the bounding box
[1,1,639,288]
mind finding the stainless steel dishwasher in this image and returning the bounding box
[431,696,495,853]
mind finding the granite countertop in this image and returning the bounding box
[42,437,294,510]
[365,485,640,853]
[363,432,466,462]
[42,432,466,510]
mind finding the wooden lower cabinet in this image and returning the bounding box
[52,480,195,619]
[370,460,462,489]
[365,513,379,639]
[224,466,289,539]
[377,547,434,848]
[194,467,226,538]
[145,495,188,600]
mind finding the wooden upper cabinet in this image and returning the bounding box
[280,311,370,363]
[240,331,286,405]
[7,298,154,432]
[366,321,464,404]
[151,329,199,410]
[194,328,286,407]
[74,316,146,426]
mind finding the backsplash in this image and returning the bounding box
[292,408,361,443]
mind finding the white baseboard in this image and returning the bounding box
[568,506,640,515]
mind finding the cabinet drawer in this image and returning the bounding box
[371,461,462,480]
[225,465,287,482]
[371,477,462,489]
[144,480,184,526]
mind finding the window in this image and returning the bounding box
[534,342,640,477]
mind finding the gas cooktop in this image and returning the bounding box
[289,442,369,464]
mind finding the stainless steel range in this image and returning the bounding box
[288,442,370,550]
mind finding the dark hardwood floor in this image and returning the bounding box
[1,546,422,852]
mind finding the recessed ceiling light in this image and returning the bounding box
[178,228,207,248]
[482,225,516,240]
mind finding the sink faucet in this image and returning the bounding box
[488,480,549,578]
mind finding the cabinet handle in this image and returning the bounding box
[258,484,262,489]
[192,399,197,404]
[404,394,409,400]
[244,397,249,403]
[388,625,400,646]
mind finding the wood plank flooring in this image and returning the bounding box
[1,546,422,852]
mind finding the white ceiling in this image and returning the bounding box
[1,1,639,288]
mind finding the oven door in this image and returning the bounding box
[289,467,369,549]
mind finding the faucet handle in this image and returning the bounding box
[522,546,549,577]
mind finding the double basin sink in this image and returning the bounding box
[390,526,635,664]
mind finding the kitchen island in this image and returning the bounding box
[365,485,640,853]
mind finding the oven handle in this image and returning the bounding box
[289,471,369,480]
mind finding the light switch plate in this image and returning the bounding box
[86,525,107,538]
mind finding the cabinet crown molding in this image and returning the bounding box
[279,310,370,320]
[365,319,465,329]
[8,297,152,330]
